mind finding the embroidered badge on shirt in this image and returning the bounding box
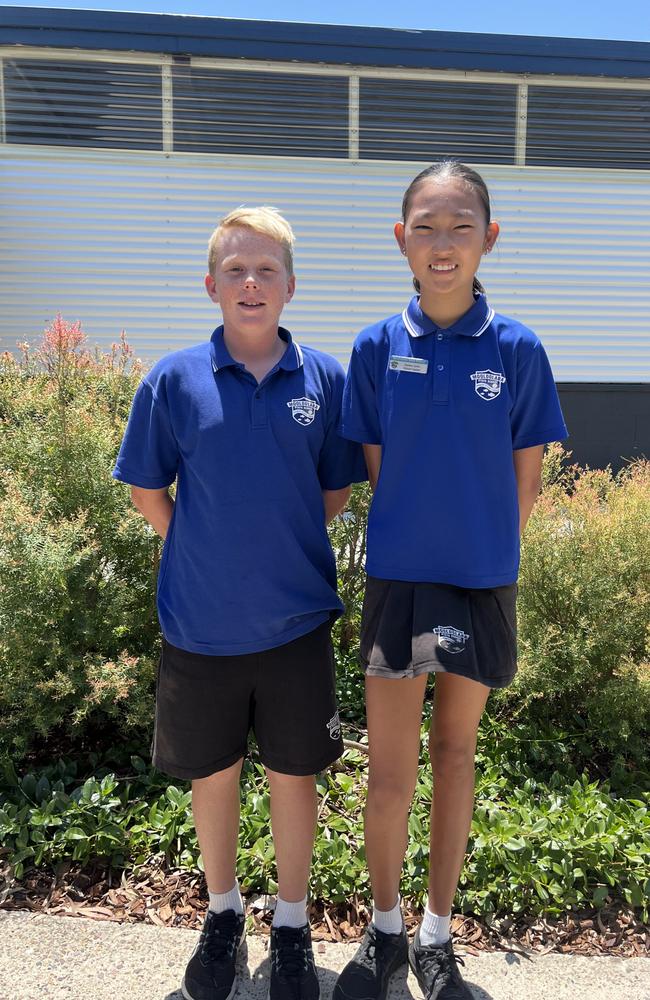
[433,625,470,654]
[287,397,321,426]
[470,369,506,400]
[389,356,429,374]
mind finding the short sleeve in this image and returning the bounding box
[510,340,568,450]
[340,341,382,445]
[112,377,179,488]
[317,364,368,490]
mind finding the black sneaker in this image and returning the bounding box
[182,908,246,1000]
[269,924,320,1000]
[333,922,408,1000]
[408,927,472,1000]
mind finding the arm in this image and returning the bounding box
[131,485,174,540]
[323,486,351,524]
[513,445,544,535]
[363,443,382,492]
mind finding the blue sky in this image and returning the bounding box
[3,0,649,42]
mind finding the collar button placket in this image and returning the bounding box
[251,384,268,430]
[432,335,450,405]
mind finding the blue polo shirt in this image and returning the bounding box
[113,327,365,655]
[341,295,567,588]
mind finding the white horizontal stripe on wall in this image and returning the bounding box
[1,144,649,382]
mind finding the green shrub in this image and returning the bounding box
[2,729,648,919]
[0,319,160,757]
[506,445,650,764]
[1,320,649,771]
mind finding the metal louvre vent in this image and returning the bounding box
[526,86,650,169]
[172,67,349,157]
[359,79,517,163]
[4,56,650,173]
[3,59,163,150]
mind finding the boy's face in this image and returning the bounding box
[205,227,295,335]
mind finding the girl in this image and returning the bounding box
[334,162,567,1000]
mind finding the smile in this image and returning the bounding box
[429,263,457,272]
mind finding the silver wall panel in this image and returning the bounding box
[1,144,649,381]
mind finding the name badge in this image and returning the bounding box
[389,355,429,374]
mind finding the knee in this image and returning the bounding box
[366,773,415,816]
[429,739,476,780]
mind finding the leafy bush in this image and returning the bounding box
[2,728,648,919]
[1,320,649,772]
[507,445,650,764]
[0,318,160,757]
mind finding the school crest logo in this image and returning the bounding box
[326,711,341,741]
[433,625,470,654]
[287,397,320,426]
[470,369,506,401]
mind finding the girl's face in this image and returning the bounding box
[394,176,499,310]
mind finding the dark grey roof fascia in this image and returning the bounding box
[1,7,649,78]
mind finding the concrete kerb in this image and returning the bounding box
[2,910,649,1000]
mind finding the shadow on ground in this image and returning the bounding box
[164,947,495,1000]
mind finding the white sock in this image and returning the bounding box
[208,882,244,915]
[372,896,402,935]
[272,895,308,928]
[419,905,451,947]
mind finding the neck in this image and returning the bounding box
[223,325,285,365]
[419,287,475,330]
[222,324,287,383]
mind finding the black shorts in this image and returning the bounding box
[360,576,517,689]
[152,620,343,779]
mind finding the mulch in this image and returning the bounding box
[1,861,648,958]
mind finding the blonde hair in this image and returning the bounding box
[208,206,295,277]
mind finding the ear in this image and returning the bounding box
[285,274,296,304]
[394,221,406,254]
[205,273,219,304]
[484,221,500,253]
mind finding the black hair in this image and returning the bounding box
[401,160,491,296]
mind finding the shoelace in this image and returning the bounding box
[355,927,391,971]
[418,944,465,998]
[273,928,310,977]
[201,912,241,964]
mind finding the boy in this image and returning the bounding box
[113,207,365,1000]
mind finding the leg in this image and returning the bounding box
[191,758,243,893]
[265,767,318,903]
[265,769,320,1000]
[333,675,425,1000]
[427,672,490,915]
[184,759,247,1000]
[365,673,428,910]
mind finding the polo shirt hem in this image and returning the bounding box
[512,426,569,450]
[365,564,518,589]
[321,474,368,490]
[112,467,175,490]
[339,424,381,445]
[161,609,333,657]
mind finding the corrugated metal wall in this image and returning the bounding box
[1,143,649,381]
[1,46,650,382]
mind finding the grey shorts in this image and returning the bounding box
[360,576,518,689]
[152,620,343,779]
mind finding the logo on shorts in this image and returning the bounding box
[287,397,320,426]
[326,711,341,740]
[470,369,506,401]
[433,626,470,654]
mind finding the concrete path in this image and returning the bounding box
[1,910,648,1000]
